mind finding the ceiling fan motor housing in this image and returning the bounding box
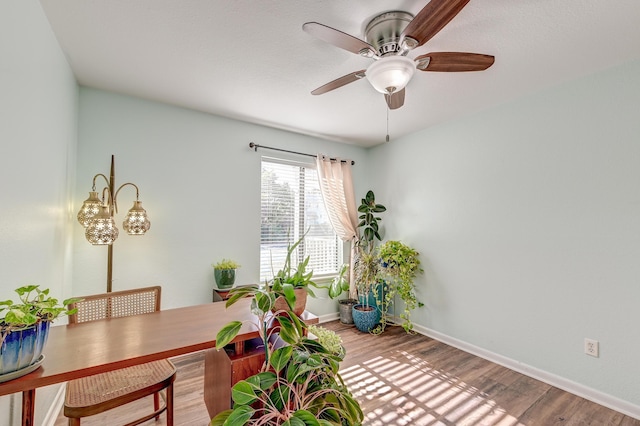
[365,11,414,56]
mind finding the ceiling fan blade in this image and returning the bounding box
[415,52,494,72]
[303,22,376,56]
[311,70,366,95]
[401,0,471,48]
[384,89,405,110]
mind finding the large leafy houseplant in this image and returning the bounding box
[0,285,79,334]
[1,285,80,375]
[354,190,386,305]
[269,233,320,315]
[351,191,386,332]
[210,284,363,425]
[271,233,316,294]
[377,241,424,333]
[357,190,386,254]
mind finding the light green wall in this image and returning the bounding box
[0,1,78,424]
[370,59,640,412]
[3,0,640,421]
[74,88,369,316]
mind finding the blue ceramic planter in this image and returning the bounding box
[352,304,380,332]
[0,321,50,375]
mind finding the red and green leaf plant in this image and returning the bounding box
[210,284,363,426]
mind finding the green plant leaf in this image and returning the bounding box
[268,384,291,411]
[277,315,299,344]
[225,405,255,425]
[231,380,259,405]
[282,283,296,308]
[291,410,321,426]
[253,371,277,390]
[255,291,272,313]
[225,286,256,307]
[209,409,232,426]
[270,345,293,373]
[365,190,374,203]
[215,321,242,349]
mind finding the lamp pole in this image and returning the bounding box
[107,155,115,292]
[76,155,151,293]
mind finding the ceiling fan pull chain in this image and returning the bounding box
[386,106,390,142]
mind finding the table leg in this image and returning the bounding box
[203,348,232,418]
[21,389,35,426]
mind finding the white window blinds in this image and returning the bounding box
[260,158,342,283]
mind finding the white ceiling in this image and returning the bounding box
[39,0,640,147]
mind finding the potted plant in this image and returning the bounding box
[210,283,363,425]
[270,234,319,316]
[212,259,241,289]
[352,247,382,332]
[307,324,346,359]
[352,190,386,332]
[378,240,424,333]
[327,264,358,324]
[1,285,79,377]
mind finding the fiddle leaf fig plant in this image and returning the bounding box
[357,190,386,254]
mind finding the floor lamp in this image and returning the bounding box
[76,155,151,292]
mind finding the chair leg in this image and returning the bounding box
[68,418,80,426]
[153,392,160,420]
[166,383,174,426]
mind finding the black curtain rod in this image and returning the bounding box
[249,142,355,165]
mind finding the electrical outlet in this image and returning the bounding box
[584,338,599,357]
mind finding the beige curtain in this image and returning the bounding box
[316,155,359,298]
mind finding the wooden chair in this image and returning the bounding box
[63,286,176,426]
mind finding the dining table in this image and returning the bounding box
[0,297,318,426]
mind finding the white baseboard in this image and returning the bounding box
[412,323,640,421]
[318,312,339,323]
[42,383,66,426]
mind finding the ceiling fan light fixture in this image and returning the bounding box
[366,56,416,94]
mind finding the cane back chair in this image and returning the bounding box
[63,286,176,426]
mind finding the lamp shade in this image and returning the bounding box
[123,201,151,235]
[77,191,102,227]
[85,205,119,245]
[366,56,416,94]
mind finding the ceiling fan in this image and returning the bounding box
[303,0,494,110]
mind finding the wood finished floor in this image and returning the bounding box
[54,321,639,426]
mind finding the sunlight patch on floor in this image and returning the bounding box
[341,350,526,425]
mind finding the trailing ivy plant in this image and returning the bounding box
[210,284,363,426]
[376,241,424,333]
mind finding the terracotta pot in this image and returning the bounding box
[274,288,308,316]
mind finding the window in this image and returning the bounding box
[260,158,342,283]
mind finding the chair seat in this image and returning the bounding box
[64,359,176,418]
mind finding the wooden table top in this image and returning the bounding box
[0,299,262,396]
